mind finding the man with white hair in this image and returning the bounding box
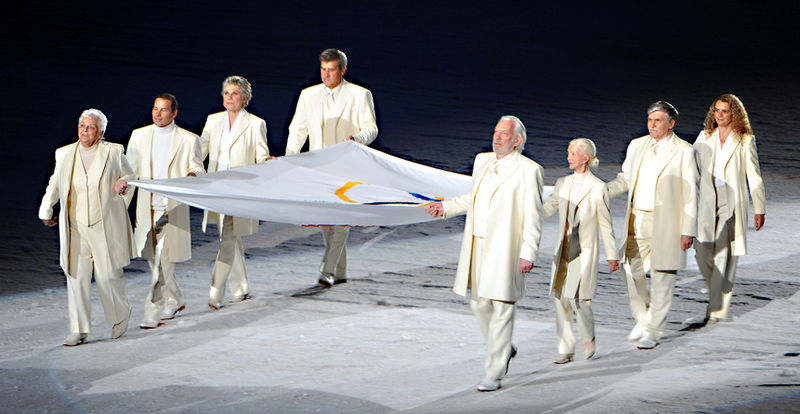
[607,101,698,349]
[426,115,543,391]
[286,48,378,289]
[39,108,135,345]
[123,93,205,328]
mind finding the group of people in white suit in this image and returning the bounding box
[426,95,764,392]
[38,56,764,395]
[39,48,378,344]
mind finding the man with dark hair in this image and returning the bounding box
[286,49,378,288]
[123,93,204,329]
[607,101,698,349]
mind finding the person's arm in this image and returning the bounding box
[519,164,544,266]
[286,92,309,155]
[349,90,378,145]
[680,145,699,250]
[39,149,63,225]
[745,135,766,230]
[254,118,270,163]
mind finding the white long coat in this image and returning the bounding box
[694,130,765,256]
[126,124,205,262]
[199,109,270,236]
[543,171,617,299]
[443,151,543,302]
[607,133,698,270]
[38,140,136,276]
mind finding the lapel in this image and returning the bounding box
[489,151,520,202]
[87,141,110,190]
[335,80,351,113]
[651,133,679,180]
[720,130,741,170]
[167,125,181,172]
[228,110,250,150]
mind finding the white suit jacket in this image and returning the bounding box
[285,80,378,155]
[39,140,136,276]
[543,171,617,299]
[607,133,698,270]
[126,123,205,262]
[694,129,765,256]
[199,109,270,236]
[443,151,543,302]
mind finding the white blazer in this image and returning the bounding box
[199,109,270,236]
[126,123,205,261]
[694,129,765,256]
[286,80,378,155]
[543,171,617,299]
[443,151,543,302]
[607,133,698,270]
[39,140,136,276]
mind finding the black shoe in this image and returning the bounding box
[505,346,517,375]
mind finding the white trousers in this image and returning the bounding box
[554,296,594,354]
[695,205,738,319]
[67,221,130,334]
[320,226,349,280]
[209,215,250,303]
[469,236,516,381]
[143,210,184,320]
[622,210,677,340]
[471,298,516,382]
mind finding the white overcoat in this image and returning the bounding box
[443,151,543,302]
[694,130,765,256]
[38,140,136,276]
[126,124,205,262]
[199,109,270,236]
[607,133,698,270]
[543,171,617,299]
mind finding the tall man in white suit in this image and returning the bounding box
[200,76,270,309]
[693,94,765,321]
[607,101,698,350]
[124,93,205,328]
[39,108,135,346]
[426,115,543,392]
[286,48,378,288]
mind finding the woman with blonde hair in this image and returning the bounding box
[543,138,618,363]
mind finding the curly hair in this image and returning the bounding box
[703,93,753,136]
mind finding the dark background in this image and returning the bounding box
[3,1,799,214]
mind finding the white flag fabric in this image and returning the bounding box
[129,141,472,226]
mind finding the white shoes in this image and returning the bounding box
[208,301,222,310]
[230,293,251,303]
[636,333,659,349]
[627,323,645,342]
[477,378,501,392]
[112,306,132,339]
[161,304,185,321]
[139,319,160,329]
[63,333,88,346]
[553,353,574,364]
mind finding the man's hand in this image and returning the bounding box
[754,214,765,231]
[115,180,128,195]
[425,201,444,218]
[680,235,694,250]
[42,218,57,227]
[519,258,533,274]
[607,259,619,273]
